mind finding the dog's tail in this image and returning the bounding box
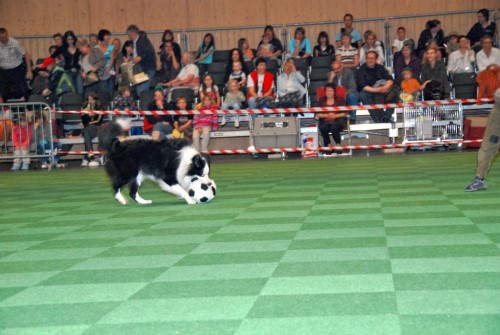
[98,118,131,154]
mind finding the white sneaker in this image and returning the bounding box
[41,163,49,169]
[88,160,100,167]
[81,159,89,167]
[220,116,227,126]
[56,163,66,169]
[234,116,240,128]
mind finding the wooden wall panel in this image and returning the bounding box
[186,0,267,29]
[2,0,497,61]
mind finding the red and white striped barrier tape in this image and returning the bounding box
[54,98,494,116]
[58,139,483,156]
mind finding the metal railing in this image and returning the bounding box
[0,102,57,167]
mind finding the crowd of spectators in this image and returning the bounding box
[0,8,499,166]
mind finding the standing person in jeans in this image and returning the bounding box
[126,24,156,97]
[465,68,500,192]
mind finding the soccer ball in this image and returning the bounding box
[188,176,217,203]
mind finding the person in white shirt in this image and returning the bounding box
[392,26,408,54]
[476,35,500,72]
[447,36,475,74]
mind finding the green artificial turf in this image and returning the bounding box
[0,151,499,334]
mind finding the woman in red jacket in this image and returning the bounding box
[246,58,275,109]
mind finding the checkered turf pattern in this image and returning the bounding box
[0,151,499,334]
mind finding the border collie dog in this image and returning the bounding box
[98,119,209,205]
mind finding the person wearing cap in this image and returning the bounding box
[41,57,75,105]
[0,27,33,101]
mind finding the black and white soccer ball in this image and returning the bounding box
[188,176,217,203]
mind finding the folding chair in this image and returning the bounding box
[212,50,231,63]
[311,56,333,69]
[451,72,477,99]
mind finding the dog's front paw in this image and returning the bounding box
[185,197,197,205]
[115,193,127,205]
[135,194,153,205]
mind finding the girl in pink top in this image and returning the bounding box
[193,95,218,152]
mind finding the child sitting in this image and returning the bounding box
[172,97,193,140]
[193,95,218,152]
[238,38,254,62]
[399,68,424,102]
[228,60,247,90]
[256,34,275,62]
[11,113,33,171]
[112,86,137,110]
[34,112,64,169]
[221,79,246,128]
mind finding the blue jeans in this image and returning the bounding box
[37,139,62,163]
[68,69,84,95]
[346,93,360,122]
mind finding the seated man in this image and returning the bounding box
[246,57,275,109]
[476,35,500,72]
[358,50,398,123]
[327,60,359,122]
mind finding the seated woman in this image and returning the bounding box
[256,25,284,60]
[316,83,348,155]
[144,88,173,140]
[246,58,275,109]
[359,31,385,65]
[393,44,420,84]
[420,46,450,99]
[157,40,181,83]
[276,58,306,107]
[194,33,215,76]
[335,34,359,69]
[313,31,335,57]
[289,26,312,59]
[161,52,200,101]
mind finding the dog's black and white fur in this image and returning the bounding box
[98,119,210,205]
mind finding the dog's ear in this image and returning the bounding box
[201,153,211,166]
[192,155,206,169]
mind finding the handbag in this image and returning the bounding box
[84,71,100,87]
[127,63,150,86]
